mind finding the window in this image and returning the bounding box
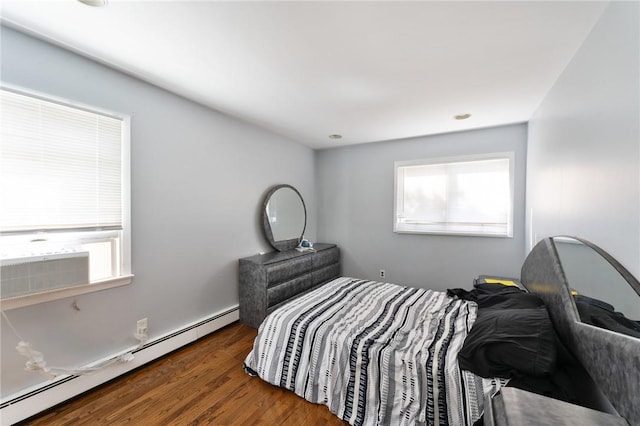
[394,153,514,237]
[0,86,131,304]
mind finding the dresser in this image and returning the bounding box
[239,243,340,328]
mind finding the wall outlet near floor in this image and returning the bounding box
[136,318,148,336]
[379,269,386,279]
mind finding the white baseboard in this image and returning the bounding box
[0,306,239,425]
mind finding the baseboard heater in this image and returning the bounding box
[0,306,240,425]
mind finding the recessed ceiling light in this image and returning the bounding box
[329,134,342,139]
[454,113,472,120]
[78,0,108,7]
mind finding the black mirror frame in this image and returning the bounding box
[262,184,307,252]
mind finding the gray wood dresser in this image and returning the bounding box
[239,243,340,328]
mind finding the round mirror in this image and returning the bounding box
[552,236,640,338]
[262,184,307,251]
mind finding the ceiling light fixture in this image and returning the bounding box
[77,0,108,7]
[454,113,472,120]
[329,134,343,139]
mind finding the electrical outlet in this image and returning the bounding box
[136,318,148,336]
[379,269,386,279]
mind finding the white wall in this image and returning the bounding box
[0,26,316,398]
[316,124,527,291]
[526,1,640,277]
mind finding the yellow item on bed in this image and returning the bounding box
[483,278,519,287]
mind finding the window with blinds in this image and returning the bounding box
[1,87,131,291]
[394,153,514,237]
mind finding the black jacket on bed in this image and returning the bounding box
[448,284,579,404]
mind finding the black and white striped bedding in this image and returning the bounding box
[244,277,507,426]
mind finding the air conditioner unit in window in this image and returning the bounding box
[1,251,90,298]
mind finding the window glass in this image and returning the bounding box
[395,153,514,237]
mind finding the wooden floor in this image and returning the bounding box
[20,322,348,425]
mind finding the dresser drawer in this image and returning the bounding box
[313,246,340,269]
[266,256,312,286]
[313,263,340,286]
[268,274,313,307]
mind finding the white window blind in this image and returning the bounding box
[0,88,123,233]
[395,154,513,237]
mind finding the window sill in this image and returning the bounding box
[394,229,513,238]
[0,274,134,311]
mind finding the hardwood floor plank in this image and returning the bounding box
[19,322,347,426]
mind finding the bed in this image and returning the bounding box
[242,276,560,426]
[243,237,640,426]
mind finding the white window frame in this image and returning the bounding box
[0,85,132,310]
[394,152,515,238]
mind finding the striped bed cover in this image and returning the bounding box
[244,277,506,426]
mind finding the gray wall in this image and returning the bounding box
[0,26,316,397]
[526,1,640,278]
[316,124,527,291]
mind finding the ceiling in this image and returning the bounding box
[0,1,608,149]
